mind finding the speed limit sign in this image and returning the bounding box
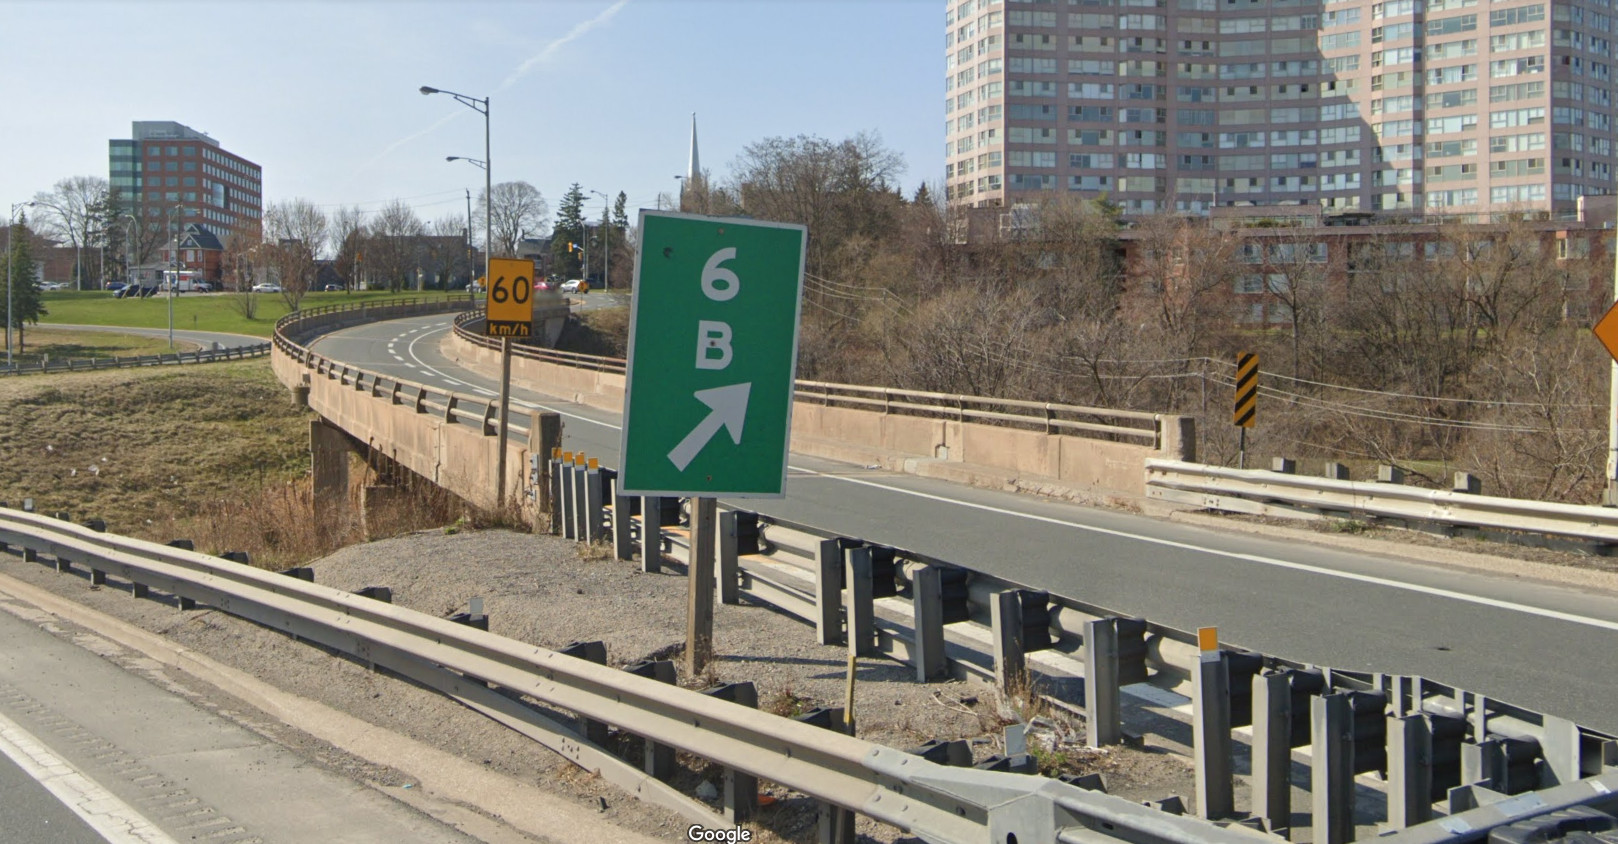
[485,257,534,337]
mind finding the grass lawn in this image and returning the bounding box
[5,327,200,368]
[39,289,469,338]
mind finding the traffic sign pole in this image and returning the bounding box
[486,257,537,509]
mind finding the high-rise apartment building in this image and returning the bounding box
[108,121,262,273]
[945,0,1615,218]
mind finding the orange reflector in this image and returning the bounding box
[1197,626,1219,652]
[562,451,574,463]
[587,457,599,470]
[574,453,587,466]
[551,447,562,459]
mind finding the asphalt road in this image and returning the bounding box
[46,324,266,352]
[310,314,1618,734]
[0,585,482,844]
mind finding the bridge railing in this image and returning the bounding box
[273,298,527,437]
[450,309,1164,446]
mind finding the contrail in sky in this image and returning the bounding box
[498,0,628,93]
[367,0,629,169]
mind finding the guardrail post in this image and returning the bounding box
[815,538,851,646]
[844,545,875,658]
[795,708,856,844]
[559,459,577,540]
[1387,713,1433,829]
[612,491,638,561]
[911,565,947,682]
[1084,618,1121,747]
[991,590,1025,692]
[717,510,754,606]
[584,464,605,542]
[1311,693,1355,844]
[572,458,591,542]
[1452,472,1482,495]
[641,496,665,573]
[1271,457,1297,474]
[548,452,565,535]
[622,660,677,780]
[559,641,610,746]
[1193,647,1233,819]
[1323,462,1350,480]
[702,682,761,823]
[1378,464,1405,484]
[1251,671,1292,833]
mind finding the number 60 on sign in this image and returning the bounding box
[485,257,534,338]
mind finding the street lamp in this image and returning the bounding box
[447,157,487,304]
[120,213,138,291]
[590,189,611,289]
[6,201,36,369]
[167,203,182,349]
[674,175,687,212]
[422,83,512,508]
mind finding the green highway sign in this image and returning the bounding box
[619,211,807,497]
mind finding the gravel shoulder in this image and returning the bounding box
[0,527,1198,843]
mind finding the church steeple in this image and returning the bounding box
[687,112,700,182]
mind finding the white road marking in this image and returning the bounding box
[0,710,179,843]
[392,355,404,362]
[384,316,1618,634]
[472,388,496,397]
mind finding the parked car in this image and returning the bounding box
[251,282,281,293]
[560,279,586,294]
[323,284,343,292]
[193,281,214,293]
[106,282,127,293]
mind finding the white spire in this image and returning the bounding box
[688,112,700,182]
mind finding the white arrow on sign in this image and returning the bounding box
[667,382,752,471]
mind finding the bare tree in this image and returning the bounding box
[475,182,548,258]
[728,132,906,278]
[31,176,108,289]
[264,199,329,310]
[331,206,366,289]
[364,200,424,292]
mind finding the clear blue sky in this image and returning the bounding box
[0,0,941,233]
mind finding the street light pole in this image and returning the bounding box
[590,189,611,289]
[6,201,36,370]
[121,213,137,291]
[424,85,509,509]
[168,203,182,349]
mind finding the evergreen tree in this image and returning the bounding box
[612,191,629,231]
[549,183,586,279]
[5,218,44,354]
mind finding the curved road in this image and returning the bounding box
[311,314,1618,734]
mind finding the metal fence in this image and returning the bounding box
[0,341,270,377]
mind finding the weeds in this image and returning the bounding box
[764,687,813,719]
[1326,518,1371,534]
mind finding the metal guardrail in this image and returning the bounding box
[450,310,1163,443]
[1146,459,1618,547]
[0,507,1280,844]
[545,457,1618,843]
[0,342,270,377]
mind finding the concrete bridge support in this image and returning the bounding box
[311,419,353,523]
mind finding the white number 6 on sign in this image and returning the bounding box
[701,248,739,301]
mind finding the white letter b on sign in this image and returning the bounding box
[695,320,733,370]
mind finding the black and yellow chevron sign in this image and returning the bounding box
[1234,352,1258,428]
